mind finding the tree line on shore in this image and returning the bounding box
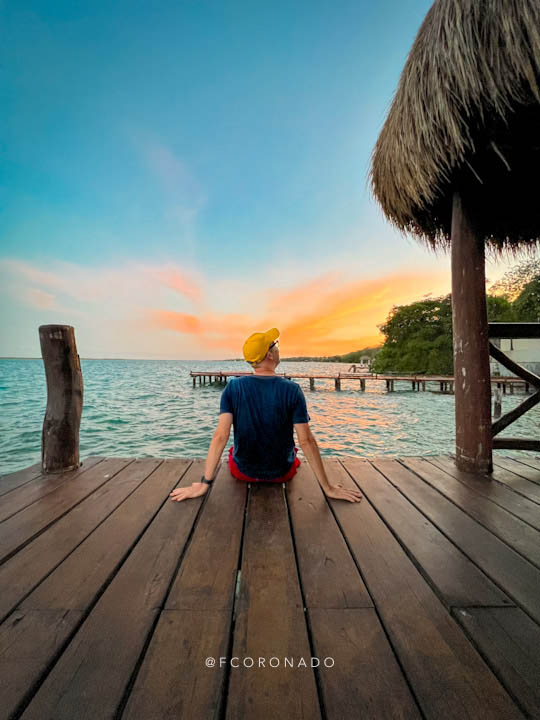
[283,259,539,374]
[372,259,540,375]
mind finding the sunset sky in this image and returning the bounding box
[0,0,517,359]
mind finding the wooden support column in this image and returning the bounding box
[335,378,341,391]
[309,377,315,391]
[360,379,366,391]
[193,377,196,387]
[39,325,83,474]
[451,192,492,473]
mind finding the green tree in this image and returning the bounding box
[488,258,540,300]
[485,295,516,322]
[372,295,454,374]
[513,277,540,321]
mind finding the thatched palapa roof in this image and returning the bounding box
[371,0,540,251]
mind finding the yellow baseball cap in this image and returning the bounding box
[243,327,280,364]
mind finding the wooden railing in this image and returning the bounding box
[488,323,540,451]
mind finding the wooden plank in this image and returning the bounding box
[386,458,540,624]
[286,460,372,609]
[0,457,104,523]
[343,458,511,607]
[0,457,134,565]
[503,454,540,474]
[225,483,321,720]
[452,607,540,719]
[427,456,540,531]
[401,458,540,570]
[164,462,246,611]
[309,608,422,719]
[0,462,42,496]
[493,456,540,486]
[0,458,157,623]
[122,464,247,720]
[12,460,201,720]
[489,463,540,505]
[323,460,522,719]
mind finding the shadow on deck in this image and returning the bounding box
[1,453,540,719]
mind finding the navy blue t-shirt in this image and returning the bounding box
[220,375,310,479]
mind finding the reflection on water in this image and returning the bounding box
[1,358,538,474]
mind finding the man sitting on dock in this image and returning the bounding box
[170,328,362,503]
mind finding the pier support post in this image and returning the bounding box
[193,377,196,387]
[360,379,366,391]
[451,192,492,473]
[39,325,83,474]
[310,378,315,391]
[335,378,341,391]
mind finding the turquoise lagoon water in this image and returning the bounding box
[1,358,538,475]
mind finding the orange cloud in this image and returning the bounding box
[145,268,451,357]
[145,267,202,303]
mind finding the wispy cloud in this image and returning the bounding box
[144,268,451,356]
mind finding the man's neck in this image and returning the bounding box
[253,366,277,376]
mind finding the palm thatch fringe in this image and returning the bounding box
[371,0,540,251]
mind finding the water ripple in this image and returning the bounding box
[1,358,538,474]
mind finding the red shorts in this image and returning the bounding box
[228,446,301,483]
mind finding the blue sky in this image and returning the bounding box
[0,0,515,358]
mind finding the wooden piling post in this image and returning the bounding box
[335,377,341,391]
[310,378,315,391]
[451,192,492,473]
[39,325,83,474]
[193,377,196,387]
[423,381,426,391]
[493,387,502,419]
[360,379,366,391]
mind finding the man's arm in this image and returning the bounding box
[294,423,362,503]
[170,413,233,502]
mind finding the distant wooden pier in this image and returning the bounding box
[190,371,532,394]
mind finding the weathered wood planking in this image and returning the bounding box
[453,607,540,720]
[343,458,512,608]
[0,457,104,523]
[506,455,540,473]
[427,456,540,530]
[0,462,43,496]
[0,459,157,623]
[13,460,199,720]
[326,460,522,719]
[392,458,540,624]
[401,458,540,568]
[490,462,540,505]
[493,456,540,486]
[121,462,247,719]
[291,460,422,719]
[286,461,372,609]
[0,457,135,565]
[309,608,422,720]
[225,483,321,720]
[1,453,538,719]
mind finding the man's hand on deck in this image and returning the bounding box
[323,483,363,503]
[169,482,209,502]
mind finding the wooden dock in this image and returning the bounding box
[190,371,532,394]
[1,453,540,719]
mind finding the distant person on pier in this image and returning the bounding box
[170,328,362,503]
